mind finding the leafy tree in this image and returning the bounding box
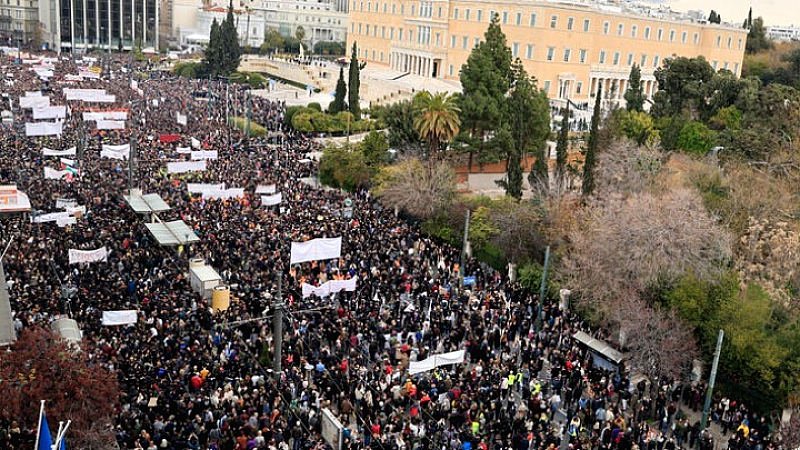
[611,109,658,145]
[262,29,284,52]
[555,104,569,188]
[651,56,715,119]
[676,121,716,154]
[319,144,371,191]
[314,41,345,55]
[458,15,513,172]
[376,100,421,151]
[295,26,306,42]
[624,63,644,112]
[582,87,601,197]
[359,130,391,167]
[220,3,242,75]
[205,19,222,75]
[329,66,347,114]
[494,126,522,199]
[0,327,120,448]
[505,60,549,194]
[412,91,461,158]
[348,42,361,120]
[746,17,772,54]
[708,10,721,24]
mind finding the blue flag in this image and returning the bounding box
[37,410,53,450]
[61,436,67,450]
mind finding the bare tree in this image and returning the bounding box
[489,201,548,264]
[736,218,800,306]
[565,187,732,308]
[372,158,456,219]
[594,139,664,197]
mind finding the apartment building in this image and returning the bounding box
[347,0,747,103]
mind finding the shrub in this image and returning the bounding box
[229,116,267,137]
[677,121,716,154]
[307,102,322,112]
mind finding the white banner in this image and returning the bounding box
[408,350,466,375]
[202,188,245,200]
[256,184,277,194]
[19,96,50,109]
[43,147,77,156]
[260,193,282,206]
[100,143,130,160]
[33,105,67,120]
[176,146,191,154]
[187,183,225,193]
[191,137,201,149]
[83,111,127,121]
[44,167,68,179]
[97,120,125,130]
[301,276,357,299]
[167,160,206,173]
[33,69,54,79]
[56,216,77,227]
[290,237,342,265]
[190,150,218,160]
[26,121,63,136]
[31,211,71,223]
[25,91,42,97]
[60,157,76,166]
[78,70,101,79]
[56,199,77,209]
[130,80,138,90]
[101,310,137,326]
[68,247,108,264]
[65,205,86,215]
[64,74,83,81]
[177,112,187,126]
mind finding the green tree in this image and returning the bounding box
[329,67,347,114]
[624,63,644,112]
[582,87,601,198]
[615,109,657,145]
[262,29,284,52]
[555,104,569,187]
[676,121,716,154]
[219,3,242,75]
[319,144,371,191]
[359,130,390,167]
[458,14,513,172]
[348,42,361,120]
[376,100,421,151]
[650,56,715,119]
[504,61,549,194]
[295,26,306,42]
[494,126,522,199]
[412,91,462,158]
[205,19,222,76]
[746,17,772,54]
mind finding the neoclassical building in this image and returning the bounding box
[347,0,747,103]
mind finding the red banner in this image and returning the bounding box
[159,134,180,143]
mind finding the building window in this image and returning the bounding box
[567,17,574,30]
[438,6,441,17]
[738,38,742,49]
[436,33,440,45]
[640,54,647,67]
[734,62,739,75]
[603,21,609,34]
[358,23,362,34]
[366,2,370,11]
[543,80,550,93]
[516,12,521,26]
[657,28,663,40]
[351,23,355,33]
[584,19,590,32]
[631,25,637,37]
[383,3,386,12]
[617,23,623,36]
[613,51,620,65]
[576,81,583,94]
[499,11,506,24]
[563,48,571,62]
[477,10,482,21]
[530,13,536,27]
[526,44,533,59]
[453,8,458,19]
[512,42,519,57]
[465,9,470,20]
[474,37,480,47]
[716,35,721,47]
[462,36,468,50]
[681,31,687,43]
[489,10,495,21]
[451,35,456,48]
[694,33,699,44]
[398,28,403,40]
[724,61,729,70]
[627,53,633,66]
[669,30,675,42]
[365,24,370,35]
[400,4,404,14]
[380,51,384,61]
[644,27,651,39]
[713,60,718,70]
[579,49,587,63]
[391,4,395,13]
[390,28,394,39]
[727,36,732,48]
[449,64,453,76]
[381,26,385,38]
[550,15,557,28]
[599,50,606,64]
[653,55,660,67]
[547,46,555,61]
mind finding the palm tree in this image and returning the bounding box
[412,91,461,159]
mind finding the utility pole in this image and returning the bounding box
[272,270,284,382]
[701,330,724,431]
[535,246,551,332]
[128,131,137,193]
[246,90,252,139]
[208,74,212,119]
[459,209,470,291]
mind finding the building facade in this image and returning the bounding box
[347,0,747,103]
[2,0,40,48]
[766,25,800,42]
[251,0,347,44]
[39,0,160,52]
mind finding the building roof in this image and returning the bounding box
[190,264,222,282]
[145,220,200,246]
[124,192,171,214]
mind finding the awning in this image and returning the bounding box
[573,330,625,364]
[145,220,200,246]
[124,192,171,214]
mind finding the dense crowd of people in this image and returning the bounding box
[0,52,779,450]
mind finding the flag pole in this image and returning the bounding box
[34,400,45,450]
[53,420,70,450]
[52,422,63,450]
